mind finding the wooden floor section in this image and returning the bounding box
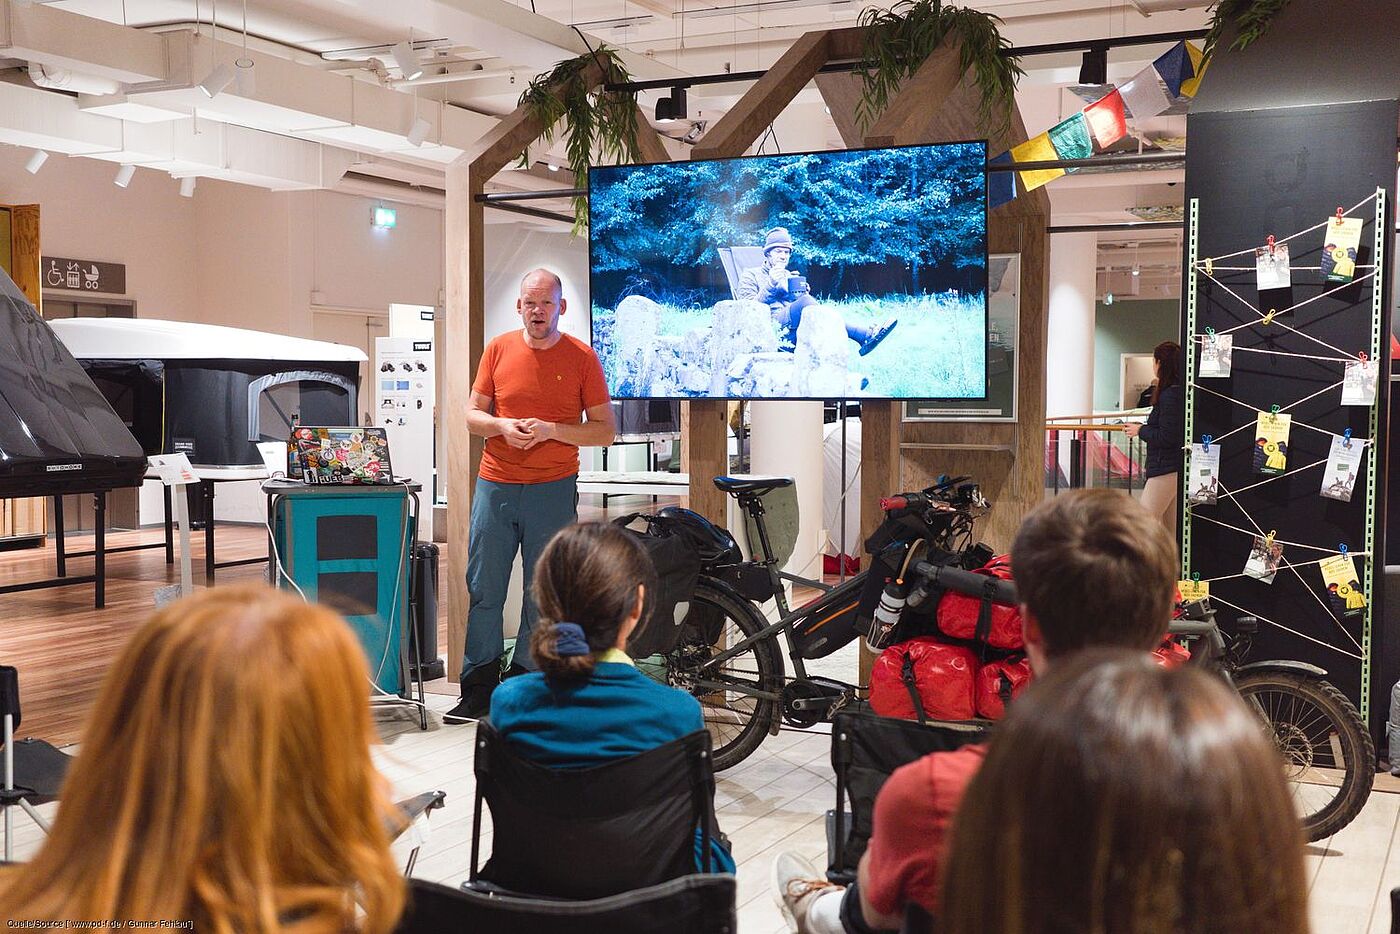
[4,514,1400,931]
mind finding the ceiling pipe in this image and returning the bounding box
[391,67,516,88]
[27,61,121,95]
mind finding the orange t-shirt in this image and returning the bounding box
[473,331,611,484]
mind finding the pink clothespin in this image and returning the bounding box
[1336,207,1345,226]
[1266,234,1276,255]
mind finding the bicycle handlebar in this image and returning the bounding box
[910,561,1018,605]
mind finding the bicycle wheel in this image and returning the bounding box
[664,579,783,771]
[1233,670,1375,842]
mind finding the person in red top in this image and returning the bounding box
[445,268,616,723]
[771,489,1180,932]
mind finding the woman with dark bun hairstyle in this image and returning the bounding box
[940,650,1310,934]
[489,521,735,872]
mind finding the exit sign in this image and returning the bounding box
[371,205,397,229]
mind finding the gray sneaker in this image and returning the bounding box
[771,850,844,933]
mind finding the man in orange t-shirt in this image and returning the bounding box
[445,268,615,723]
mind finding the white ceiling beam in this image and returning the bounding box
[0,0,168,83]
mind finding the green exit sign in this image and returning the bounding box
[371,205,397,229]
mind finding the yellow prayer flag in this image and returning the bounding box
[1181,41,1208,98]
[1010,132,1064,193]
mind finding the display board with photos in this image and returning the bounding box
[905,254,1019,422]
[587,141,989,401]
[1181,176,1389,717]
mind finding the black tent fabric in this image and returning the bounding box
[0,269,144,496]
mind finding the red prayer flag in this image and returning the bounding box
[1083,90,1128,148]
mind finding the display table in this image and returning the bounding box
[264,479,426,729]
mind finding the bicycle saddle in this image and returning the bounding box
[712,475,794,495]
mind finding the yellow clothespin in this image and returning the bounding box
[1265,529,1276,547]
[1204,257,1214,276]
[1262,308,1276,325]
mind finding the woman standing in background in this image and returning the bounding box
[1124,340,1184,528]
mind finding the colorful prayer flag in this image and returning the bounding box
[1010,132,1064,193]
[1083,90,1128,148]
[1047,113,1093,167]
[988,151,1017,209]
[1152,41,1194,98]
[1118,66,1172,120]
[1180,42,1207,98]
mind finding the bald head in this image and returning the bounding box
[517,267,567,345]
[521,268,563,300]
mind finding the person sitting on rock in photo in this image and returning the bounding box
[736,227,898,356]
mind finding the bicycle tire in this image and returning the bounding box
[665,579,783,772]
[1233,670,1375,842]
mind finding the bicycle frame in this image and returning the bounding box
[690,489,866,700]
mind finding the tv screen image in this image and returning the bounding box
[588,141,988,400]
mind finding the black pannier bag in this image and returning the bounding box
[614,513,704,658]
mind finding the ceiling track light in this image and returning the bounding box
[406,115,432,147]
[199,62,236,98]
[390,41,424,81]
[24,150,48,174]
[1078,46,1108,86]
[655,86,688,124]
[179,176,197,198]
[114,164,136,188]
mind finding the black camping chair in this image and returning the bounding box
[389,790,447,876]
[468,722,719,900]
[395,875,736,934]
[0,665,74,861]
[827,710,990,884]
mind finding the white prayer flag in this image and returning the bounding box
[1119,67,1172,120]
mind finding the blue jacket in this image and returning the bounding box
[490,657,736,873]
[1137,383,1185,479]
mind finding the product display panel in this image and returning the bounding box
[589,141,989,401]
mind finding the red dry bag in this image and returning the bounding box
[869,637,978,723]
[974,655,1033,720]
[936,555,1023,650]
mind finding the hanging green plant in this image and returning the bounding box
[517,46,643,233]
[855,0,1023,134]
[1203,0,1292,61]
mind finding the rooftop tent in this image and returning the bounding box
[50,318,366,469]
[0,268,145,495]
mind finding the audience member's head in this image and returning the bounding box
[530,522,657,680]
[1011,489,1177,670]
[0,585,405,932]
[941,650,1308,934]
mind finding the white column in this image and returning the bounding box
[1046,232,1098,419]
[750,402,824,577]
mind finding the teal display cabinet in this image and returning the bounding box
[265,481,420,708]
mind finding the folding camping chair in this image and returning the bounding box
[827,709,990,883]
[716,245,769,301]
[467,722,719,900]
[390,790,447,876]
[394,874,736,934]
[0,666,72,862]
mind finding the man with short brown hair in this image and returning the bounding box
[773,489,1180,932]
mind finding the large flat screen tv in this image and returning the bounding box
[588,140,988,400]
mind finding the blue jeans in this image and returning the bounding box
[463,475,578,681]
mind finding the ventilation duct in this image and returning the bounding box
[27,61,121,96]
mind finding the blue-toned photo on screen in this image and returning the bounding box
[588,141,988,400]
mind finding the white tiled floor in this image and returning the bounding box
[8,694,1400,933]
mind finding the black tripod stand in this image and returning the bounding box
[1,666,69,861]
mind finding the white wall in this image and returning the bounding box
[0,147,198,318]
[0,149,449,525]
